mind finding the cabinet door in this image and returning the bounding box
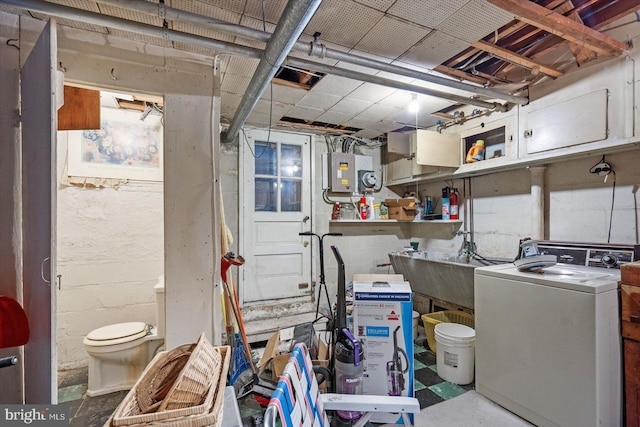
[415,130,461,167]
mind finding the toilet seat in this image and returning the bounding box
[84,322,149,347]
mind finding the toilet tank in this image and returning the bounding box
[154,276,166,338]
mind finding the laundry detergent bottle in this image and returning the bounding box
[441,187,450,220]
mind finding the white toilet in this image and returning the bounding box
[83,278,166,397]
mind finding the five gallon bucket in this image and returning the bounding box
[434,323,475,385]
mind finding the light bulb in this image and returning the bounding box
[408,93,419,113]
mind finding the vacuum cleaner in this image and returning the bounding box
[387,325,409,396]
[330,246,366,425]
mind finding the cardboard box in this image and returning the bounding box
[353,280,414,424]
[384,198,417,220]
[257,326,330,383]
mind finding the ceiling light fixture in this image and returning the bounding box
[408,93,419,113]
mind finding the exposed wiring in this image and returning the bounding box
[588,156,617,243]
[240,127,269,159]
[607,169,617,244]
[261,0,273,145]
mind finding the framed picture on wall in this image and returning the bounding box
[67,107,163,181]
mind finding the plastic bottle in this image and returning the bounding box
[359,197,368,220]
[450,188,459,220]
[441,187,450,220]
[466,139,485,163]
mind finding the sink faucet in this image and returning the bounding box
[455,230,476,260]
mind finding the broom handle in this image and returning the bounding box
[222,279,256,375]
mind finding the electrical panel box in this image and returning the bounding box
[322,153,377,193]
[330,152,356,192]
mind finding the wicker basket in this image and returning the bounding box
[135,344,195,414]
[159,333,222,411]
[422,310,475,353]
[108,340,230,427]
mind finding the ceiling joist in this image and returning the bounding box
[473,40,564,78]
[487,0,629,57]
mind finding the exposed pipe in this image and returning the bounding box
[0,0,264,57]
[3,0,509,113]
[285,56,508,112]
[94,0,528,105]
[222,0,322,144]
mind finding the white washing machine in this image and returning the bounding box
[474,242,638,427]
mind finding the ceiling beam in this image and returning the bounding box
[487,0,629,57]
[473,40,564,78]
[434,65,489,85]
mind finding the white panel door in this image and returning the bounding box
[240,130,312,304]
[21,20,58,403]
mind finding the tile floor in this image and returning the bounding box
[57,337,530,426]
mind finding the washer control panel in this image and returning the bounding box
[537,241,639,270]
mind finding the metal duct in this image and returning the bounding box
[222,0,322,144]
[2,0,507,111]
[95,0,528,105]
[2,0,509,131]
[0,0,264,58]
[286,57,506,111]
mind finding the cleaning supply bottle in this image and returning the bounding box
[450,188,459,220]
[441,187,450,220]
[466,139,485,163]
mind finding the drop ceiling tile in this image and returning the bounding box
[347,83,396,103]
[387,0,468,29]
[53,0,98,12]
[260,84,308,105]
[373,121,406,133]
[245,111,274,127]
[316,110,356,126]
[355,128,387,139]
[436,0,515,44]
[225,55,259,78]
[311,75,363,97]
[329,97,373,116]
[379,90,417,109]
[398,31,471,70]
[252,99,293,117]
[192,0,245,14]
[172,0,242,24]
[285,105,325,122]
[221,74,251,94]
[221,92,243,111]
[353,0,396,12]
[354,16,431,60]
[242,0,288,24]
[354,102,403,122]
[305,0,385,49]
[298,92,342,110]
[342,117,378,130]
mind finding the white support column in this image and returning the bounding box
[529,166,546,241]
[164,90,219,348]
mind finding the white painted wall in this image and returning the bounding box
[55,131,164,369]
[407,149,640,261]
